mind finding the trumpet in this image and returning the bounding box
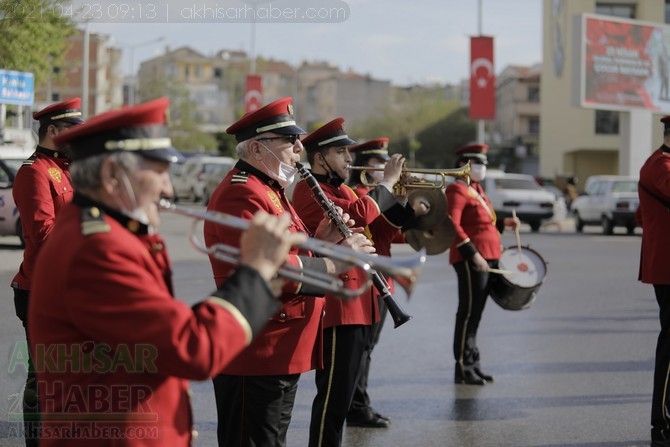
[158,199,426,299]
[350,164,471,195]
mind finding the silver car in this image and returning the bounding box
[570,175,639,235]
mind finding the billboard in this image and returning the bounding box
[469,36,495,120]
[579,13,670,113]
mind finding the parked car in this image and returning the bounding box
[570,175,639,235]
[0,153,31,247]
[172,156,235,203]
[201,162,236,205]
[481,170,555,232]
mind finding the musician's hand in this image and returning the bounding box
[382,153,405,186]
[471,252,489,272]
[330,234,376,274]
[239,211,307,282]
[410,196,431,217]
[314,206,356,243]
[503,216,521,230]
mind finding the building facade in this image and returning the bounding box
[540,0,666,189]
[34,28,123,120]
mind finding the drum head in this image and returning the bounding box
[498,246,547,288]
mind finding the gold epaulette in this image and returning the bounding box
[231,171,249,184]
[81,207,110,236]
[21,154,38,166]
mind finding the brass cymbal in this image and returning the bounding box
[405,217,455,255]
[408,189,447,231]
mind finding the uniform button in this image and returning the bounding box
[186,388,193,397]
[192,430,199,440]
[341,274,349,280]
[90,207,100,218]
[279,312,287,319]
[322,310,326,317]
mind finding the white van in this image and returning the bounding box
[171,155,236,203]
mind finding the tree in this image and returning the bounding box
[0,0,77,84]
[351,86,461,168]
[139,77,218,154]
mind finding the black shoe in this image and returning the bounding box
[474,367,494,383]
[346,409,391,428]
[455,369,487,385]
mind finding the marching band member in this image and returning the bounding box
[29,97,301,446]
[446,143,519,386]
[12,98,85,446]
[292,120,411,446]
[204,98,373,447]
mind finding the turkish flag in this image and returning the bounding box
[469,36,495,120]
[244,75,263,113]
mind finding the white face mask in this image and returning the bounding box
[259,142,298,188]
[470,164,487,183]
[115,166,152,227]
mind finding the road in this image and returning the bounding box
[0,211,656,446]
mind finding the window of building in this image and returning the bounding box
[527,86,540,102]
[213,67,223,78]
[666,0,670,23]
[195,65,202,78]
[595,110,619,134]
[528,117,540,135]
[595,3,635,18]
[51,93,61,101]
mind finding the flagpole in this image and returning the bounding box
[477,0,485,144]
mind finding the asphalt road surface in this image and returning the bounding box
[0,211,656,447]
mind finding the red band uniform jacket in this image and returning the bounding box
[446,180,502,264]
[292,175,402,327]
[29,195,278,447]
[12,147,74,290]
[638,146,670,284]
[204,161,327,375]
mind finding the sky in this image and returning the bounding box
[80,0,543,86]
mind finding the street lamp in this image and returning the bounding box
[125,36,165,106]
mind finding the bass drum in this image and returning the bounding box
[491,246,547,311]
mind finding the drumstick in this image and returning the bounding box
[512,209,522,258]
[488,268,516,275]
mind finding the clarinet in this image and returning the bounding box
[295,162,412,328]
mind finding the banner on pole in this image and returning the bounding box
[244,75,263,113]
[469,36,495,120]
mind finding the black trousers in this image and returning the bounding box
[348,296,387,416]
[14,287,39,447]
[309,325,370,447]
[652,285,670,442]
[452,260,497,375]
[212,373,300,447]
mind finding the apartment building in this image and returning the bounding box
[34,28,123,119]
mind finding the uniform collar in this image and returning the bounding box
[235,159,285,190]
[36,145,70,161]
[662,144,670,153]
[312,171,344,187]
[73,193,150,235]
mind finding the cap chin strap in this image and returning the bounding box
[321,157,345,187]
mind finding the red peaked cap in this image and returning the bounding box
[301,117,357,152]
[661,115,670,130]
[454,143,489,164]
[226,97,306,142]
[53,97,184,164]
[348,137,390,161]
[33,97,85,125]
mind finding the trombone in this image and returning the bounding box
[158,199,426,299]
[349,164,471,195]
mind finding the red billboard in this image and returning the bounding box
[469,36,495,120]
[581,14,670,113]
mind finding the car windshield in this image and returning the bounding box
[611,180,638,193]
[494,178,541,190]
